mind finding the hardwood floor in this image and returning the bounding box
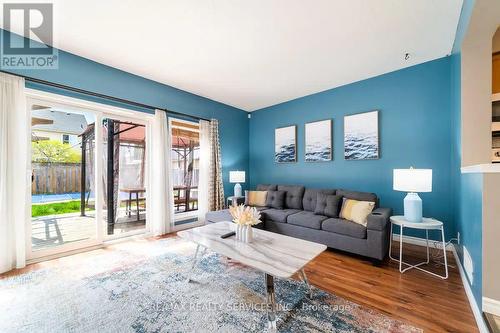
[303,243,478,333]
[1,234,477,333]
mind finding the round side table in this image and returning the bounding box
[389,215,448,279]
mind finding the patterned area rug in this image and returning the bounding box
[0,237,421,332]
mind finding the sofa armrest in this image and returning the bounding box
[366,208,392,231]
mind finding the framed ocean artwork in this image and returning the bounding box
[305,119,332,162]
[344,110,379,160]
[275,125,296,163]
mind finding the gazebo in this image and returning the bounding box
[80,119,146,235]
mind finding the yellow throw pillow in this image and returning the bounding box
[245,190,268,207]
[339,199,375,226]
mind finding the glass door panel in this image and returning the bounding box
[31,106,97,252]
[171,119,200,227]
[102,117,147,237]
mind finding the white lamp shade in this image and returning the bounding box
[393,169,432,193]
[229,171,245,183]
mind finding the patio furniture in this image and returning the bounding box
[174,185,198,212]
[121,187,146,221]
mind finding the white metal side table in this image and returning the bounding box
[389,215,448,279]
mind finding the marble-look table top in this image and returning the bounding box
[178,221,326,278]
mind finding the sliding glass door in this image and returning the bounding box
[29,101,100,256]
[27,92,151,259]
[170,119,201,228]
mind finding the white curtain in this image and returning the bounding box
[149,110,174,236]
[0,73,28,273]
[198,120,211,223]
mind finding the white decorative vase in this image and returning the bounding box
[236,224,243,241]
[246,225,253,243]
[235,224,252,243]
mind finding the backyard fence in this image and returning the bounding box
[32,162,82,195]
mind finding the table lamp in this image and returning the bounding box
[393,168,432,222]
[229,171,245,197]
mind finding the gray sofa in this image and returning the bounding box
[205,184,392,262]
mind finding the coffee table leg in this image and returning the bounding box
[187,244,201,283]
[299,269,313,298]
[265,273,277,332]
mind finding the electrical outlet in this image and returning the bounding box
[457,232,460,245]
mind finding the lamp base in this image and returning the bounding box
[404,192,422,222]
[234,183,242,197]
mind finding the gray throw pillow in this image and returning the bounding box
[314,193,342,217]
[265,190,286,209]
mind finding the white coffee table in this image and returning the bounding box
[389,215,448,279]
[178,221,327,331]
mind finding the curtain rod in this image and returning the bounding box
[0,70,212,122]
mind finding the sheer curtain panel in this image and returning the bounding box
[0,73,28,273]
[150,110,174,236]
[197,120,211,222]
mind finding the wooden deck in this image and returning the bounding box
[31,210,146,251]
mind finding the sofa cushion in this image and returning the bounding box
[339,199,375,227]
[205,209,233,223]
[261,208,300,223]
[287,211,328,230]
[315,193,343,217]
[256,184,277,191]
[265,190,286,209]
[302,188,336,212]
[336,189,378,205]
[277,185,305,209]
[321,218,367,239]
[245,190,268,206]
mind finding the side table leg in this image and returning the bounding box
[389,222,395,260]
[265,273,277,332]
[425,229,430,264]
[441,226,449,279]
[399,224,404,273]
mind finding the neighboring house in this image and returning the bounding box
[32,109,88,146]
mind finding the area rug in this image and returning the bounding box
[0,237,421,332]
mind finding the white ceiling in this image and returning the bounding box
[2,0,463,111]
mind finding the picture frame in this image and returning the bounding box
[275,125,297,163]
[305,119,332,162]
[344,110,379,160]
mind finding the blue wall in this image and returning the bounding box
[249,57,455,239]
[1,29,249,198]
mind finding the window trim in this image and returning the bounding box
[62,134,70,144]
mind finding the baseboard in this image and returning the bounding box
[451,246,489,333]
[484,297,500,317]
[393,233,488,332]
[391,233,454,251]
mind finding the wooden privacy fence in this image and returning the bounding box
[32,162,82,195]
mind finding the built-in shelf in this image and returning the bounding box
[493,93,500,102]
